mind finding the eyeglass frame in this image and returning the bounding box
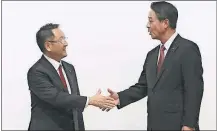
[47,36,68,44]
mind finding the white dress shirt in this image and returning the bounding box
[157,31,178,63]
[44,55,89,107]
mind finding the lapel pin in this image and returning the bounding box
[171,47,176,52]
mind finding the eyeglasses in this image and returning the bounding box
[48,36,68,44]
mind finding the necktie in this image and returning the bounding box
[157,45,166,73]
[58,65,67,88]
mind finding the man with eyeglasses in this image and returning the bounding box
[27,23,116,130]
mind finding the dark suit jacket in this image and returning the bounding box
[117,34,204,130]
[27,55,87,130]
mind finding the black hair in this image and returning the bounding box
[151,1,178,29]
[36,23,59,52]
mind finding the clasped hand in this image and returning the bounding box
[88,89,118,110]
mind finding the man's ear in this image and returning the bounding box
[163,19,170,29]
[45,41,51,52]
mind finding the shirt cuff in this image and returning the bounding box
[85,97,89,108]
[118,101,120,105]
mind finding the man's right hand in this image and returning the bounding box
[101,88,120,111]
[88,89,116,109]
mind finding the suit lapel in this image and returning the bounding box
[62,62,78,94]
[40,55,68,92]
[152,35,181,89]
[147,46,159,88]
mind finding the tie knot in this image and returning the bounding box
[58,64,62,70]
[160,45,166,51]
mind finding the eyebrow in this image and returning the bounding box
[58,36,65,39]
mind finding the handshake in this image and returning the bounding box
[87,88,119,111]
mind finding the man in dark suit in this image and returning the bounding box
[27,23,116,130]
[104,1,204,131]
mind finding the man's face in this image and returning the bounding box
[146,9,166,40]
[45,28,68,60]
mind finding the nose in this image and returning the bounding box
[64,41,68,46]
[146,22,150,28]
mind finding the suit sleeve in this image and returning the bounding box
[181,44,204,128]
[27,68,87,112]
[117,53,149,109]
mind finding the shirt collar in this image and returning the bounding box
[43,54,62,71]
[160,31,178,50]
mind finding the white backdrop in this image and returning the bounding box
[2,1,216,130]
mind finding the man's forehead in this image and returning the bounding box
[52,28,65,37]
[148,10,156,19]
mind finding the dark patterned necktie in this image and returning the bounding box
[157,45,166,73]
